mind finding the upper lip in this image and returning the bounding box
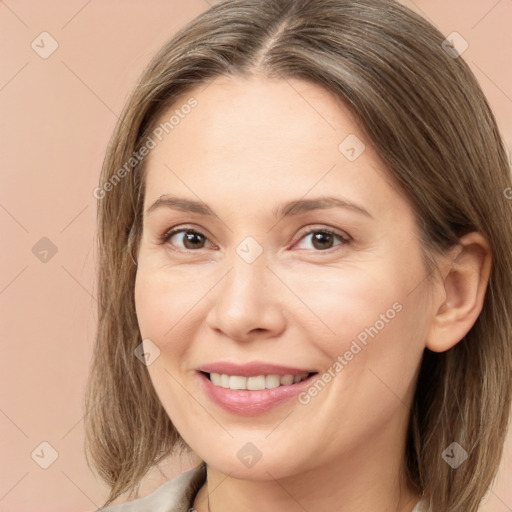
[198,361,317,377]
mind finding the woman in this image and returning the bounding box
[85,1,512,511]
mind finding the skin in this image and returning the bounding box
[134,75,491,512]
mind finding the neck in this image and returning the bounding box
[194,384,421,512]
[196,470,420,512]
[193,418,422,512]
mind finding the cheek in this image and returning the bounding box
[134,268,200,416]
[133,263,218,397]
[325,282,429,419]
[134,269,168,340]
[284,264,408,351]
[134,266,198,346]
[290,257,428,387]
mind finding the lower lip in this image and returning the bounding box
[197,371,318,416]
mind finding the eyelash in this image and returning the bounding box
[159,225,351,254]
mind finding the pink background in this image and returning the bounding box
[1,1,511,510]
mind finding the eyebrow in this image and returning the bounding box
[145,195,373,219]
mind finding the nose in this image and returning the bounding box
[205,255,287,343]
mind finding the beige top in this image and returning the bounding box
[96,462,427,511]
[97,462,207,512]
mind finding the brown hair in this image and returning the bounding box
[84,0,512,509]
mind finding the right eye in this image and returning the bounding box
[161,227,216,252]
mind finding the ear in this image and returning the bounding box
[425,232,491,353]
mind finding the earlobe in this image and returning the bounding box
[425,232,491,353]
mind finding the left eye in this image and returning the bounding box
[161,229,214,251]
[161,227,350,252]
[294,228,350,251]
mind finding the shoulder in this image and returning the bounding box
[95,463,206,512]
[412,498,429,512]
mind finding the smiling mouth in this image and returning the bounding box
[200,371,318,391]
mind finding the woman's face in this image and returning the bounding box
[134,75,435,480]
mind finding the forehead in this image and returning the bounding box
[151,74,362,155]
[142,75,409,221]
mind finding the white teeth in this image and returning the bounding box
[210,373,222,386]
[265,375,281,389]
[208,372,310,390]
[220,374,230,388]
[280,374,294,385]
[247,375,266,390]
[229,375,246,389]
